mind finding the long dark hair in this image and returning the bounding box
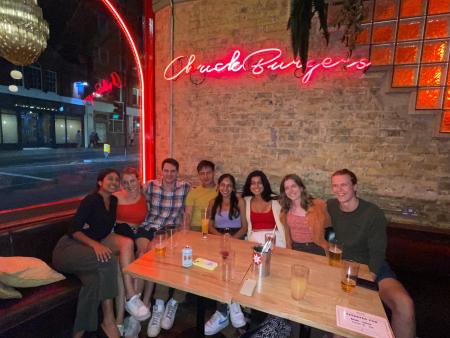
[279,174,313,212]
[96,168,120,192]
[211,174,240,220]
[242,170,276,202]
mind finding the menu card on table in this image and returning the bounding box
[336,305,394,338]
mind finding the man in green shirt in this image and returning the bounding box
[184,160,217,231]
[327,169,415,338]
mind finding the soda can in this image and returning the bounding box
[182,246,192,268]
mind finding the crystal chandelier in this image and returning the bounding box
[0,0,49,66]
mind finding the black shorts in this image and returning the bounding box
[114,223,155,241]
[292,242,326,256]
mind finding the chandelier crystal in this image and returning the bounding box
[0,0,49,66]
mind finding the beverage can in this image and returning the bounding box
[182,245,192,268]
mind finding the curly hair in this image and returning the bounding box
[242,170,276,202]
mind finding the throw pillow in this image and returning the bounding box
[0,256,65,288]
[0,281,22,299]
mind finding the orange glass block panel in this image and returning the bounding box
[372,24,395,43]
[443,88,450,108]
[398,20,423,40]
[400,0,425,17]
[356,27,370,44]
[419,65,446,86]
[422,40,448,62]
[395,44,420,64]
[440,111,450,132]
[370,46,393,65]
[374,0,397,21]
[447,67,450,85]
[425,16,449,38]
[416,88,442,109]
[428,0,450,15]
[392,66,418,87]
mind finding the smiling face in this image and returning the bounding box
[162,162,178,185]
[331,174,357,205]
[283,178,303,203]
[98,172,120,194]
[250,176,264,197]
[218,177,234,198]
[122,173,140,194]
[198,166,214,187]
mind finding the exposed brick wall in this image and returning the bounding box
[154,0,450,229]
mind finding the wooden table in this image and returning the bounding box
[125,231,391,338]
[125,230,254,304]
[233,247,392,338]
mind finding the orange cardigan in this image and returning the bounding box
[280,198,330,251]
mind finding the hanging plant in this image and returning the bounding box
[287,0,330,73]
[335,0,365,56]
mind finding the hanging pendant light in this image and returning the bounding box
[0,0,50,66]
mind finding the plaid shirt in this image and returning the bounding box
[142,178,190,231]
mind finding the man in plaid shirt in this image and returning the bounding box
[142,158,191,337]
[142,158,190,231]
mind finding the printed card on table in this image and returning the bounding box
[336,305,394,338]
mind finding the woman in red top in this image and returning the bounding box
[110,167,151,336]
[242,170,287,248]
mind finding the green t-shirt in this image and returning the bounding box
[185,186,217,230]
[327,198,387,274]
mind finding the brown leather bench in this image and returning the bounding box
[0,217,81,338]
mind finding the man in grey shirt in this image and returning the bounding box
[327,169,415,338]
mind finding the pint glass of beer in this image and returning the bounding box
[154,230,167,257]
[291,264,309,300]
[328,239,343,267]
[341,260,360,293]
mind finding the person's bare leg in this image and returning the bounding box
[104,233,138,299]
[136,237,153,305]
[73,331,84,338]
[379,278,415,338]
[101,299,121,338]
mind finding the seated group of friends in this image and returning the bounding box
[52,158,416,338]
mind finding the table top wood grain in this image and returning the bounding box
[124,230,391,338]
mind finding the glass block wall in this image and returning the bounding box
[356,0,450,133]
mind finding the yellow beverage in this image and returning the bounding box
[291,276,307,300]
[341,277,356,293]
[328,247,343,266]
[155,245,166,257]
[201,218,209,237]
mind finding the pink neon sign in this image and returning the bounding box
[164,48,371,84]
[83,72,122,104]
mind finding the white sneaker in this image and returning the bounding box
[229,303,246,328]
[147,299,164,337]
[117,324,125,337]
[124,316,142,338]
[204,310,229,335]
[160,298,178,330]
[125,294,151,321]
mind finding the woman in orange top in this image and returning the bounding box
[112,167,151,336]
[279,174,330,255]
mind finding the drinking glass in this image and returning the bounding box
[328,239,343,267]
[341,260,360,293]
[154,230,167,257]
[201,208,208,239]
[220,233,231,259]
[166,225,178,254]
[291,264,309,300]
[264,232,276,250]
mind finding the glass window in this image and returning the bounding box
[132,88,140,106]
[45,70,57,93]
[1,113,18,143]
[55,117,66,144]
[25,66,42,90]
[66,118,82,143]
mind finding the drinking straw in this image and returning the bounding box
[261,226,277,253]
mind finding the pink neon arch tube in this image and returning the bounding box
[100,0,153,181]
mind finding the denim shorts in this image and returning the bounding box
[375,261,397,283]
[114,223,155,241]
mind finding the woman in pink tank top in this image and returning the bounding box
[279,174,330,256]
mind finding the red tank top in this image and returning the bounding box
[250,208,276,231]
[116,195,147,225]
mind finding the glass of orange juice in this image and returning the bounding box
[201,208,208,239]
[291,264,309,300]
